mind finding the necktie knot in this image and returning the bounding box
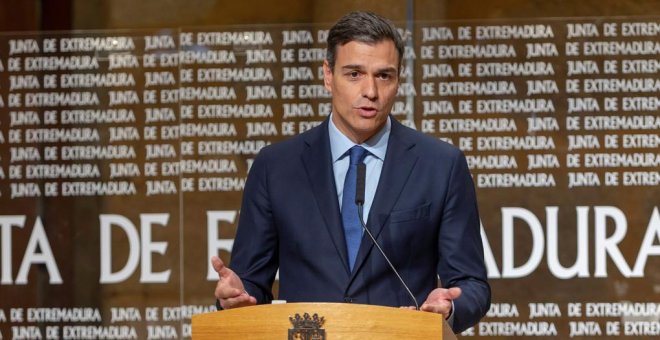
[348,145,368,166]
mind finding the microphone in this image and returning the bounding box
[355,163,366,205]
[355,163,419,310]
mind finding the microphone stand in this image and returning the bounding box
[355,163,419,310]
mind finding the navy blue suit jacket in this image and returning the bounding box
[230,117,490,333]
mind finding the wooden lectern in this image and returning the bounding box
[192,303,457,339]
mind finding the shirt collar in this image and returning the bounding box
[329,114,390,162]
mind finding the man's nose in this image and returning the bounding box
[362,77,378,100]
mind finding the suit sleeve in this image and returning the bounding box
[437,150,491,333]
[229,151,279,304]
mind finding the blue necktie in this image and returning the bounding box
[342,146,368,272]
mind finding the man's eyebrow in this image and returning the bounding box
[377,66,399,74]
[340,64,398,73]
[340,64,365,71]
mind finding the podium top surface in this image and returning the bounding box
[192,302,456,339]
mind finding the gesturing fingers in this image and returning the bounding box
[420,287,463,317]
[220,292,257,309]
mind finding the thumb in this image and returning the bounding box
[211,256,229,278]
[447,287,462,300]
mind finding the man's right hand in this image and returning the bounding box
[211,256,257,309]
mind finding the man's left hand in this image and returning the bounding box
[420,287,462,319]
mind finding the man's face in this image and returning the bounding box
[323,40,400,143]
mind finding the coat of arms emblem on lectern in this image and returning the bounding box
[288,312,326,340]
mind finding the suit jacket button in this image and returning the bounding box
[344,297,353,303]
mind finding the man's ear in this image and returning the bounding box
[322,60,333,93]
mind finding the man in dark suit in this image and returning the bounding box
[212,11,490,333]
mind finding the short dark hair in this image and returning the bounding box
[325,11,404,72]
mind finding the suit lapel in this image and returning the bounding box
[301,120,351,275]
[350,119,419,280]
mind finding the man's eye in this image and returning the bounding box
[379,73,396,80]
[349,71,360,78]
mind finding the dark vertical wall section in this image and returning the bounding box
[40,0,72,31]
